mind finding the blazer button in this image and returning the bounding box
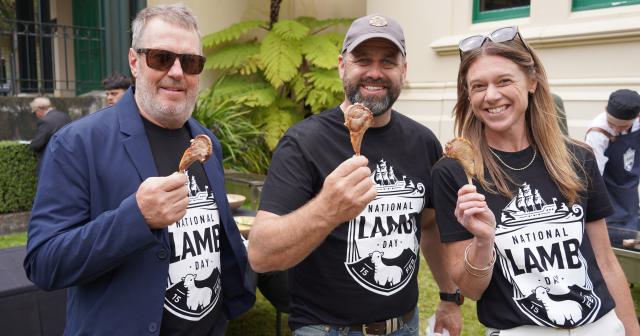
[157,249,168,260]
[148,322,158,332]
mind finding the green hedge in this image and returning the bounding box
[0,141,37,213]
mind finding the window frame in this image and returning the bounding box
[472,0,531,23]
[572,0,640,11]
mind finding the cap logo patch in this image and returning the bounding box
[369,16,388,27]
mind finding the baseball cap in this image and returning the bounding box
[606,89,640,120]
[342,14,406,56]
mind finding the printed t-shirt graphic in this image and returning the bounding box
[495,182,601,328]
[164,171,222,321]
[345,158,424,295]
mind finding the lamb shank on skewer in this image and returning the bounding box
[344,103,373,156]
[178,134,213,173]
[444,137,476,184]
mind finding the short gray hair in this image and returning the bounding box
[130,3,201,50]
[30,97,51,110]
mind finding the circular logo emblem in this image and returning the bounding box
[369,16,388,27]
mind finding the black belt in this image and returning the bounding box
[349,308,414,335]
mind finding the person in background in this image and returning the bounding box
[432,26,639,335]
[23,4,254,335]
[102,73,132,105]
[552,93,568,136]
[248,14,462,336]
[585,89,640,247]
[28,96,71,173]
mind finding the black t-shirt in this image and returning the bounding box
[259,106,442,329]
[142,118,223,335]
[432,143,615,330]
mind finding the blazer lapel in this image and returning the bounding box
[117,89,158,181]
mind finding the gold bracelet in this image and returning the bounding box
[464,242,496,277]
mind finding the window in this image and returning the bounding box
[473,0,531,23]
[572,0,640,11]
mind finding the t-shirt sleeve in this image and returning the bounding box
[259,135,317,216]
[581,145,614,222]
[425,134,444,209]
[431,157,474,242]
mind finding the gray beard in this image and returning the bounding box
[135,80,196,129]
[347,90,393,117]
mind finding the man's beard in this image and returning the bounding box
[344,77,401,117]
[135,71,197,129]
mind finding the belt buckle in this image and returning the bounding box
[361,323,383,336]
[361,317,400,336]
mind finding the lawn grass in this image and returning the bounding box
[1,231,638,335]
[0,231,27,249]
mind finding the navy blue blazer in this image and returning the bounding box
[24,89,255,335]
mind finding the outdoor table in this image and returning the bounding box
[0,246,66,336]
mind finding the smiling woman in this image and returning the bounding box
[431,25,640,335]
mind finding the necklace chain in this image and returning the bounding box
[488,147,537,171]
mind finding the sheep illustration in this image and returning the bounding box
[370,251,403,286]
[534,286,582,326]
[182,273,212,311]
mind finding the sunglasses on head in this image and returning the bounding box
[458,26,531,59]
[136,48,205,75]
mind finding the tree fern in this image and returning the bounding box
[202,20,267,48]
[302,35,340,69]
[210,75,277,108]
[305,68,343,93]
[199,10,354,171]
[271,20,309,41]
[306,88,342,113]
[204,42,261,75]
[260,32,302,88]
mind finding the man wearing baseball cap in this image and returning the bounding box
[249,14,462,335]
[586,89,640,247]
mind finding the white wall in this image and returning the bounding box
[368,0,640,143]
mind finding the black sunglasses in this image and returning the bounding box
[458,26,531,59]
[136,48,205,75]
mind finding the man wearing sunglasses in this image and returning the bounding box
[24,4,254,336]
[249,14,462,336]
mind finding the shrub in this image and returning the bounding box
[201,12,352,150]
[0,141,37,213]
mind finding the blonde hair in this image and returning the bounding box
[454,36,586,204]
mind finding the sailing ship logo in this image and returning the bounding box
[344,159,424,295]
[186,174,216,210]
[500,183,581,227]
[495,182,601,328]
[372,159,422,196]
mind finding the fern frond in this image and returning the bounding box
[204,42,260,74]
[211,75,277,108]
[301,35,340,69]
[290,74,310,102]
[323,32,347,48]
[294,16,319,29]
[304,69,343,93]
[260,32,302,88]
[252,104,302,150]
[272,20,309,41]
[202,20,267,48]
[306,88,342,113]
